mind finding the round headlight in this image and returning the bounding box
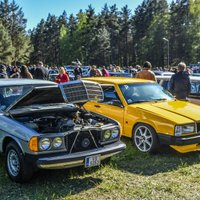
[111,129,119,139]
[39,138,51,151]
[103,130,111,140]
[52,137,63,148]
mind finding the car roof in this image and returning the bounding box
[156,75,200,82]
[154,71,174,75]
[0,79,57,86]
[83,77,154,84]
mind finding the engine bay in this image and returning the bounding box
[13,104,112,133]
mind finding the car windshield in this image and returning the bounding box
[0,85,34,111]
[119,83,173,104]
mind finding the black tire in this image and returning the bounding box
[133,123,160,153]
[5,141,33,183]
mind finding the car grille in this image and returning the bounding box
[66,130,101,153]
[60,80,104,104]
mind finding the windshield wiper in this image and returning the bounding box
[132,100,152,103]
[151,98,167,101]
[131,98,167,103]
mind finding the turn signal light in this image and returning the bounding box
[29,137,38,152]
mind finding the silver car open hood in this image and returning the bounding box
[6,80,104,112]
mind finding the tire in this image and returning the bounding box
[133,123,160,153]
[5,141,33,183]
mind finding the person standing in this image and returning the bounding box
[34,61,49,80]
[0,65,8,78]
[20,65,33,79]
[90,65,97,77]
[55,67,70,83]
[169,62,191,100]
[135,61,156,81]
[102,66,110,77]
[10,66,21,78]
[73,59,82,80]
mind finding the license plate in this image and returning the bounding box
[85,155,101,168]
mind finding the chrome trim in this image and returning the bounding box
[37,151,120,169]
[89,130,99,148]
[69,131,80,153]
[36,141,126,169]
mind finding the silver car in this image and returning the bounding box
[0,79,125,182]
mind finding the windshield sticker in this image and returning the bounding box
[124,85,129,90]
[127,99,133,103]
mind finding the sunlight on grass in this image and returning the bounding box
[1,139,200,199]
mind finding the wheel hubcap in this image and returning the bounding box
[134,126,153,152]
[7,149,20,177]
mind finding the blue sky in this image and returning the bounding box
[14,0,172,30]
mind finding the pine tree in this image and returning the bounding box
[119,5,132,66]
[133,0,169,66]
[30,19,46,63]
[0,22,13,64]
[187,0,200,63]
[169,0,190,65]
[0,0,31,64]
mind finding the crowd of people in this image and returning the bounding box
[0,59,194,101]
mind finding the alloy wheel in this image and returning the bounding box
[134,125,153,152]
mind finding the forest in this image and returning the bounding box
[0,0,199,67]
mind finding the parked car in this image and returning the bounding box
[84,77,200,154]
[191,73,200,77]
[109,72,132,78]
[153,71,175,76]
[48,72,59,82]
[64,65,75,72]
[156,75,200,105]
[0,79,125,182]
[65,65,87,79]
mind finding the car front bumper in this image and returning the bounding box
[158,133,200,146]
[158,133,200,153]
[35,141,125,169]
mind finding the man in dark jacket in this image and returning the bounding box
[34,61,49,80]
[0,64,8,78]
[169,62,191,100]
[73,59,82,80]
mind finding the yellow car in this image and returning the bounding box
[83,77,200,153]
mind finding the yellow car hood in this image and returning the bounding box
[131,100,200,123]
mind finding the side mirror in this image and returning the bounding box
[112,100,123,108]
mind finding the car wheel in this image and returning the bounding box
[5,141,33,183]
[133,123,159,153]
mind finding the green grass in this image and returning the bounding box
[1,138,200,200]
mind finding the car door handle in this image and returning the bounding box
[94,105,101,108]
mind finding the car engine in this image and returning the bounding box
[15,105,108,133]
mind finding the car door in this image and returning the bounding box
[84,85,125,133]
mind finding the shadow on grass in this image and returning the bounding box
[0,162,102,199]
[112,137,200,176]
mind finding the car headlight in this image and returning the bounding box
[39,138,51,151]
[111,129,120,139]
[52,137,63,148]
[103,130,112,140]
[175,124,195,136]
